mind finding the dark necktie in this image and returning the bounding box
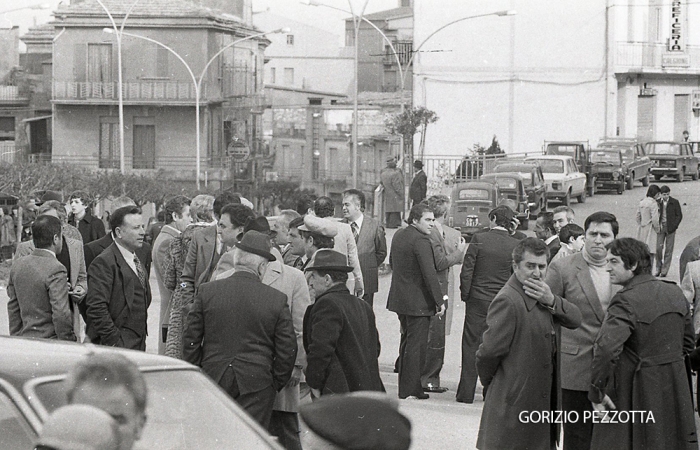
[134,254,147,288]
[351,222,359,243]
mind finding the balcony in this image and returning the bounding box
[52,80,209,105]
[383,40,413,66]
[0,85,29,105]
[615,42,700,74]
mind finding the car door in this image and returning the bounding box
[569,159,585,193]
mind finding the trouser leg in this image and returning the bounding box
[269,411,302,450]
[561,389,594,450]
[362,292,374,307]
[656,229,666,274]
[422,313,446,388]
[661,231,675,276]
[456,300,488,403]
[397,314,430,398]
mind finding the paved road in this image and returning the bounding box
[1,178,698,449]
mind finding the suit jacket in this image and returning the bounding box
[387,226,445,316]
[429,225,464,295]
[476,275,581,450]
[214,247,311,412]
[545,252,621,391]
[443,225,462,335]
[183,271,297,395]
[379,167,404,212]
[343,215,387,295]
[303,284,385,394]
[679,235,700,285]
[410,170,427,205]
[332,221,363,291]
[179,225,217,306]
[660,196,683,234]
[84,233,152,276]
[546,236,561,263]
[85,243,152,349]
[461,229,520,303]
[70,211,106,244]
[7,249,76,341]
[681,260,700,335]
[152,225,179,331]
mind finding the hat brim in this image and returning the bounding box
[234,242,276,261]
[237,230,277,242]
[304,264,353,273]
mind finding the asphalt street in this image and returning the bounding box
[1,178,699,449]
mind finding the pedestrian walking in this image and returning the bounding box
[636,185,661,270]
[380,156,405,228]
[410,160,427,206]
[655,185,683,277]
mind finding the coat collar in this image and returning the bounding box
[507,275,539,311]
[618,273,655,294]
[316,283,351,301]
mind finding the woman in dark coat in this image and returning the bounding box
[589,238,697,450]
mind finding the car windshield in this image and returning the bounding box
[528,159,563,173]
[646,143,681,155]
[492,177,517,190]
[30,369,275,450]
[458,189,490,200]
[546,144,578,157]
[590,151,620,164]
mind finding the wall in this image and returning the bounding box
[413,0,607,156]
[0,27,19,80]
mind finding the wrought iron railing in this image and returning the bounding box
[53,80,207,102]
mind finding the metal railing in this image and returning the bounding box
[615,42,700,71]
[0,85,27,102]
[45,154,232,171]
[422,152,536,185]
[53,80,207,102]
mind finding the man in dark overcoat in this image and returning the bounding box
[379,156,405,228]
[589,238,697,449]
[183,231,297,429]
[387,203,445,399]
[409,160,427,207]
[655,185,683,277]
[476,238,581,450]
[303,249,384,396]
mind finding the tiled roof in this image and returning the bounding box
[55,0,245,25]
[21,23,55,41]
[345,7,413,22]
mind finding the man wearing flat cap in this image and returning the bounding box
[380,156,405,228]
[304,249,384,396]
[183,230,297,428]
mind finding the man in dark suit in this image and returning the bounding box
[476,238,581,450]
[183,231,297,428]
[423,195,467,393]
[68,191,106,244]
[535,211,560,263]
[341,189,387,306]
[456,206,521,403]
[7,215,76,341]
[387,203,446,400]
[545,211,620,450]
[85,206,151,350]
[304,249,384,396]
[410,160,427,207]
[656,185,683,277]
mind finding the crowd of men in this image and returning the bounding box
[9,173,700,450]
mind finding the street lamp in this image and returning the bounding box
[104,27,290,190]
[95,0,141,175]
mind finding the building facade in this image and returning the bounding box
[50,0,269,190]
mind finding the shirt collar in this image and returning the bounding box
[352,214,364,230]
[545,235,559,245]
[114,240,136,261]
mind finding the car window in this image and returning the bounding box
[591,151,619,163]
[30,370,275,450]
[0,391,35,449]
[646,143,680,155]
[458,188,490,200]
[528,159,563,173]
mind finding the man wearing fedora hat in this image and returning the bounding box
[184,230,297,428]
[304,249,384,396]
[410,160,427,207]
[380,156,405,228]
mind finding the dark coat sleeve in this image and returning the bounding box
[415,235,445,309]
[476,293,516,388]
[551,294,582,330]
[668,198,683,233]
[6,270,21,335]
[460,234,479,301]
[85,255,122,347]
[182,286,205,367]
[272,300,298,391]
[374,223,387,266]
[305,299,343,390]
[91,217,106,241]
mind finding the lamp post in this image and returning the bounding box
[104,27,289,190]
[95,0,141,175]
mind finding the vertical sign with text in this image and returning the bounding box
[669,1,686,52]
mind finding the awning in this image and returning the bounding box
[21,115,52,123]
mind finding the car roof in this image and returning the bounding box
[0,336,193,389]
[645,141,684,144]
[481,172,524,180]
[494,163,538,171]
[525,155,572,161]
[453,180,498,190]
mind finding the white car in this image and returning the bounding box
[524,155,587,206]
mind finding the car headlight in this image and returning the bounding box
[552,182,561,190]
[612,171,620,179]
[652,160,659,167]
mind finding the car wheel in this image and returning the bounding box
[577,189,586,203]
[563,191,571,206]
[642,174,650,187]
[626,174,634,190]
[654,174,663,181]
[617,181,624,195]
[693,169,699,181]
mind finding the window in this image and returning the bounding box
[0,117,14,140]
[133,117,155,169]
[270,67,276,84]
[308,98,322,106]
[99,117,119,169]
[284,68,294,85]
[87,43,112,83]
[345,29,355,47]
[286,35,294,45]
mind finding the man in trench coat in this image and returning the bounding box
[380,157,405,228]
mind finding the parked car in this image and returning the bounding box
[544,141,596,196]
[645,141,699,182]
[492,162,548,218]
[480,172,530,229]
[589,149,626,194]
[524,155,587,206]
[0,336,282,450]
[597,138,651,189]
[448,180,500,240]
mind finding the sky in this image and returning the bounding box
[0,0,401,50]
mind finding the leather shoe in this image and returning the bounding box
[423,385,448,393]
[401,393,429,400]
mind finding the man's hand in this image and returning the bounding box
[354,278,364,298]
[456,237,468,255]
[436,303,446,317]
[592,394,616,421]
[286,367,302,387]
[522,278,555,307]
[311,388,321,399]
[69,285,86,301]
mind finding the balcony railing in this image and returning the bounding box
[53,80,208,103]
[615,42,700,72]
[43,155,232,172]
[383,40,413,66]
[0,85,28,103]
